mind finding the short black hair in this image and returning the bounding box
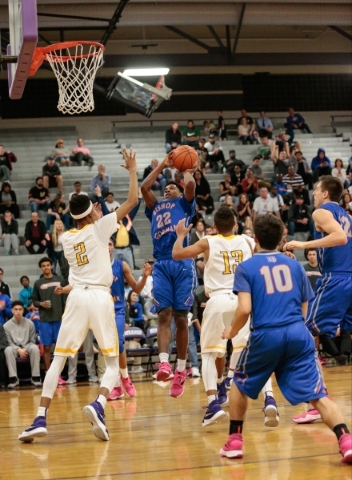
[254,215,284,250]
[214,206,236,234]
[70,194,91,217]
[12,300,24,309]
[106,192,114,196]
[20,275,29,284]
[167,181,184,193]
[304,248,317,260]
[73,181,81,186]
[38,257,53,267]
[319,175,343,203]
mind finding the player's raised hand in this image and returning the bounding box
[142,262,152,277]
[222,326,234,339]
[121,148,137,171]
[283,240,305,251]
[175,218,193,237]
[162,151,174,168]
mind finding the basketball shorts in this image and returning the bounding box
[201,292,249,355]
[55,288,118,358]
[305,273,352,337]
[153,258,197,312]
[233,322,327,406]
[39,320,62,346]
[115,308,126,354]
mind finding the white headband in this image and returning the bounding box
[71,201,93,220]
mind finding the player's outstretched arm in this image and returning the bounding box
[183,170,196,202]
[222,292,252,339]
[172,218,209,260]
[284,209,347,251]
[141,153,173,209]
[123,261,152,294]
[117,148,138,222]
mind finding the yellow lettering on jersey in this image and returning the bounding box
[74,242,89,266]
[220,250,243,275]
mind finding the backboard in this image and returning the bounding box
[7,0,38,100]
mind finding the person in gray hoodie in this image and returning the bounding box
[4,300,42,388]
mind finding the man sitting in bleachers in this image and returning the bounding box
[282,165,305,195]
[70,138,94,168]
[68,181,88,201]
[4,300,42,389]
[287,194,314,239]
[0,144,17,183]
[24,212,48,255]
[42,157,64,193]
[90,164,111,200]
[28,177,50,213]
[165,122,182,153]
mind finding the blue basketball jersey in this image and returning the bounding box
[111,259,125,313]
[234,252,314,329]
[314,202,352,275]
[145,196,196,260]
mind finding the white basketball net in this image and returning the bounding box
[45,43,104,115]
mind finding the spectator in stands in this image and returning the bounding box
[311,148,332,182]
[0,182,19,218]
[190,218,206,245]
[241,167,258,201]
[191,203,204,228]
[287,194,314,238]
[182,120,201,148]
[4,300,42,388]
[332,158,348,188]
[341,193,352,215]
[24,212,48,255]
[46,193,70,231]
[42,156,63,192]
[0,323,7,388]
[251,156,271,189]
[28,176,50,213]
[142,159,166,193]
[217,111,227,140]
[0,268,11,298]
[244,227,253,237]
[270,185,288,222]
[193,170,214,214]
[346,171,352,194]
[303,248,321,291]
[237,193,253,231]
[196,138,208,172]
[70,138,94,168]
[285,107,312,143]
[256,111,273,139]
[231,164,245,194]
[225,149,246,175]
[0,144,17,182]
[25,301,40,334]
[272,150,289,178]
[105,192,120,213]
[283,165,305,194]
[90,164,111,200]
[294,183,311,206]
[274,173,289,197]
[252,186,280,220]
[274,131,290,155]
[32,257,65,374]
[1,211,19,256]
[0,287,12,325]
[174,172,186,190]
[238,117,255,145]
[237,109,254,130]
[293,150,313,190]
[47,220,65,275]
[205,225,215,235]
[19,276,33,313]
[164,164,177,184]
[204,134,225,172]
[165,122,182,153]
[127,291,146,329]
[221,194,239,218]
[51,139,71,167]
[203,121,211,136]
[257,135,275,160]
[219,173,237,202]
[68,181,88,201]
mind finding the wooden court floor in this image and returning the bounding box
[1,365,351,480]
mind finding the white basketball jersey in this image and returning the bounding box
[204,234,255,295]
[62,213,118,288]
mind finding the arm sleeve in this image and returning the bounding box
[96,196,110,216]
[233,263,251,295]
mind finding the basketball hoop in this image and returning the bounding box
[29,41,104,115]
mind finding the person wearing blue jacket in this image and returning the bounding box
[311,148,332,182]
[127,290,146,328]
[0,293,12,325]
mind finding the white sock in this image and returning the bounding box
[208,394,216,405]
[159,352,169,364]
[262,377,274,399]
[177,359,186,372]
[120,367,128,379]
[96,394,107,409]
[37,406,47,418]
[115,372,121,388]
[217,377,223,385]
[227,368,234,379]
[201,352,218,392]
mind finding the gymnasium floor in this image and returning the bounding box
[1,365,351,480]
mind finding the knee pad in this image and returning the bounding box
[100,355,119,392]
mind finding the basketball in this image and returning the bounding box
[172,145,198,172]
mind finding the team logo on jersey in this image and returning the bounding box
[267,256,277,263]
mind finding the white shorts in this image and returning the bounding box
[54,288,118,358]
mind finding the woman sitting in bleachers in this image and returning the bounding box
[236,193,253,231]
[341,192,352,216]
[51,139,71,167]
[193,170,214,215]
[127,291,147,330]
[1,210,19,256]
[0,181,20,218]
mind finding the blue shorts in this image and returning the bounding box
[39,321,62,346]
[306,274,352,337]
[153,258,197,312]
[115,309,126,353]
[233,322,327,406]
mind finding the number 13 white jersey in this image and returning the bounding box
[61,213,118,288]
[204,234,255,296]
